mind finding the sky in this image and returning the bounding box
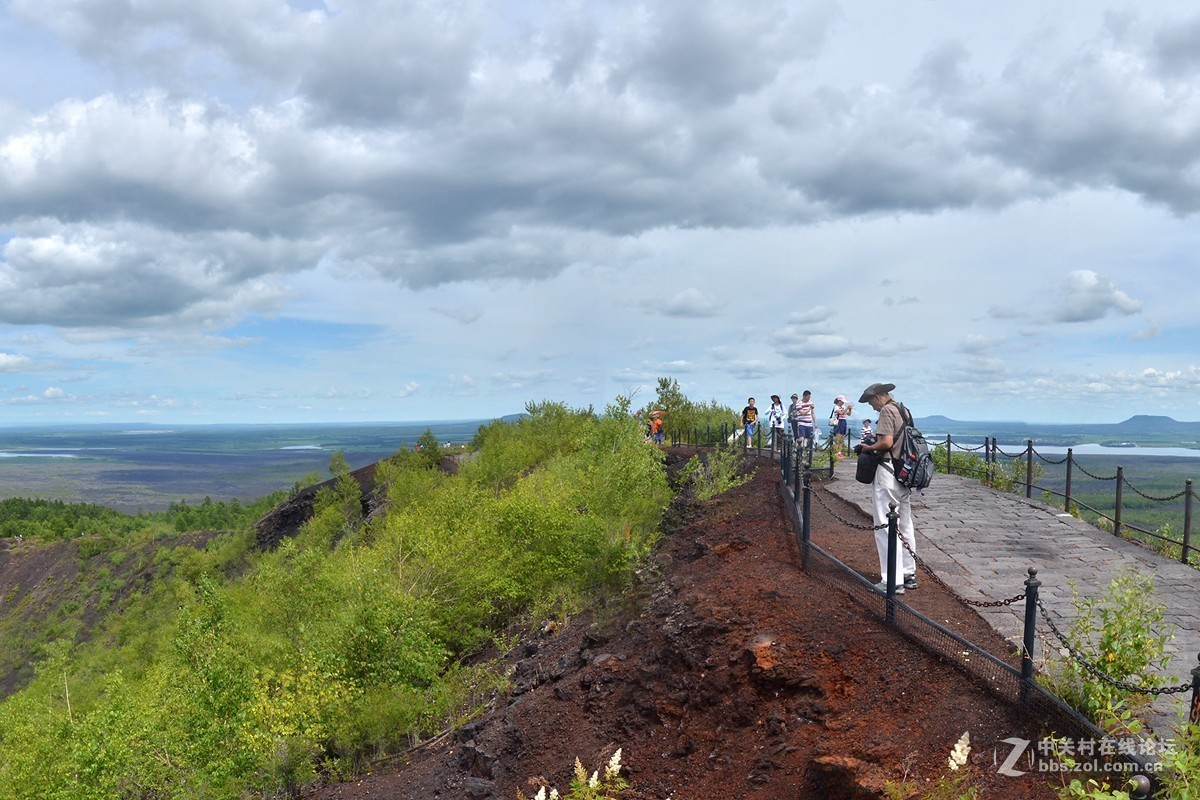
[1,1,1199,426]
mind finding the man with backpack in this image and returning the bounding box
[854,382,920,595]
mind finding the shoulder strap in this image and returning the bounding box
[896,402,913,427]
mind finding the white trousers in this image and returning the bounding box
[872,464,917,584]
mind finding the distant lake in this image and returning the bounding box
[990,443,1200,458]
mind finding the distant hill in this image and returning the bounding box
[912,414,1200,449]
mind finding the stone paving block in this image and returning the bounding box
[823,469,1200,739]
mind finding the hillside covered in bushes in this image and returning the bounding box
[0,398,683,799]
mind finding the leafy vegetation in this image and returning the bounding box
[1037,575,1174,734]
[637,377,739,445]
[0,396,670,799]
[681,447,750,501]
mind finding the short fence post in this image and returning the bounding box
[885,504,899,625]
[990,437,997,485]
[1190,653,1200,725]
[1183,480,1193,566]
[793,447,801,498]
[945,434,953,474]
[1064,448,1074,513]
[1115,466,1124,538]
[801,473,812,570]
[1021,567,1041,705]
[1025,439,1034,498]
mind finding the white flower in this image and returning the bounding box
[606,748,623,778]
[947,731,971,771]
[589,770,599,788]
[549,790,559,800]
[534,788,546,800]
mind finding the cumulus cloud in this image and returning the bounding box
[2,1,1200,336]
[958,334,1005,354]
[1053,270,1142,323]
[786,306,835,325]
[3,2,1200,424]
[660,288,717,317]
[777,334,854,359]
[0,353,33,371]
[1131,321,1162,340]
[0,222,297,327]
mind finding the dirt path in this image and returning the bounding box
[302,453,1062,799]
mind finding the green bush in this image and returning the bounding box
[1038,574,1174,733]
[0,393,673,799]
[681,448,750,501]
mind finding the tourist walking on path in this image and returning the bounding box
[741,398,759,442]
[829,395,853,458]
[767,395,786,448]
[854,382,917,594]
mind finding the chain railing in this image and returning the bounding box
[1036,597,1195,699]
[935,435,1197,567]
[781,462,1198,794]
[669,429,1200,792]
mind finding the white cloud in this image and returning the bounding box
[0,353,33,371]
[959,334,1006,354]
[1053,270,1143,323]
[660,288,717,317]
[1,2,1199,424]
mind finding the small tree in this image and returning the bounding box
[415,429,443,470]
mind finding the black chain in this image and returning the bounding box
[950,442,987,452]
[808,485,1027,607]
[895,534,1027,608]
[810,488,888,531]
[1121,477,1188,503]
[1032,449,1070,465]
[1036,598,1193,696]
[1071,461,1120,481]
[992,444,1026,458]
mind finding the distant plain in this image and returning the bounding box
[0,421,488,513]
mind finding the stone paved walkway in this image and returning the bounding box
[824,461,1200,738]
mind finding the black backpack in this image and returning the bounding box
[893,404,934,490]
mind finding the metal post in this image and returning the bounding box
[885,503,898,625]
[801,473,812,570]
[990,437,997,485]
[945,434,953,474]
[793,445,801,498]
[1064,448,1073,514]
[1115,466,1124,538]
[1188,653,1200,725]
[1021,567,1041,704]
[1025,439,1034,498]
[1183,480,1193,566]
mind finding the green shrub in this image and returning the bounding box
[0,392,674,799]
[681,448,750,501]
[1038,574,1174,733]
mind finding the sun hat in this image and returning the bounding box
[790,393,799,399]
[858,382,896,403]
[835,395,846,404]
